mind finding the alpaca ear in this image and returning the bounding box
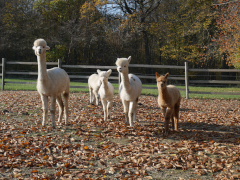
[128,56,131,63]
[97,69,101,74]
[107,69,112,76]
[32,46,36,50]
[115,59,118,66]
[46,46,50,50]
[165,73,169,78]
[155,72,160,79]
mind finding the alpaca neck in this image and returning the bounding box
[102,80,109,91]
[121,71,131,91]
[37,55,49,82]
[159,88,170,101]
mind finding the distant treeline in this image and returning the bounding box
[0,0,240,74]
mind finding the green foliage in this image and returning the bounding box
[157,0,216,65]
[0,0,237,72]
[46,44,66,62]
[214,0,240,68]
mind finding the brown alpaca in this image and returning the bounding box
[156,72,181,135]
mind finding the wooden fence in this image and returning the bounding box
[1,58,240,99]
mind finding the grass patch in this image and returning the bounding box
[1,78,240,99]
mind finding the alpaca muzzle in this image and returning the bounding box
[117,67,122,73]
[35,46,42,55]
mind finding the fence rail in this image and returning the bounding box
[188,68,240,72]
[1,58,240,98]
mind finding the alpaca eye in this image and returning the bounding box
[124,66,126,67]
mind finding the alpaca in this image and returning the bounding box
[88,72,101,105]
[116,56,142,127]
[156,72,181,135]
[98,69,114,121]
[32,39,70,128]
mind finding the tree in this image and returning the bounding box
[154,0,216,67]
[33,0,113,65]
[214,0,240,68]
[105,0,162,66]
[0,0,43,61]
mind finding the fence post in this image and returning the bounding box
[58,59,62,68]
[185,61,189,99]
[2,58,6,91]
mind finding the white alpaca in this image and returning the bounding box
[88,72,101,105]
[32,39,70,128]
[98,69,114,121]
[116,56,142,127]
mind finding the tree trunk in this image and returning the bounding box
[142,30,152,83]
[143,30,151,65]
[221,53,229,80]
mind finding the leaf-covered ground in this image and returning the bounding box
[0,91,240,180]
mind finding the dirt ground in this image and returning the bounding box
[0,91,240,179]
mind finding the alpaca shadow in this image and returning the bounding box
[138,120,240,145]
[168,121,240,145]
[138,104,196,112]
[138,103,161,110]
[138,108,240,145]
[180,108,196,112]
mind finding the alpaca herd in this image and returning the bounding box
[33,38,181,136]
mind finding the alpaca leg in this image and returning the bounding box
[161,107,166,117]
[41,95,48,127]
[89,87,94,104]
[171,113,174,129]
[107,100,113,120]
[132,98,138,122]
[63,92,69,125]
[93,90,99,105]
[164,108,173,135]
[122,100,130,124]
[50,96,56,128]
[174,104,180,131]
[101,99,108,121]
[129,101,137,127]
[56,95,64,123]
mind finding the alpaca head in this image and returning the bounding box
[115,56,131,74]
[97,69,112,83]
[32,39,50,56]
[156,72,169,90]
